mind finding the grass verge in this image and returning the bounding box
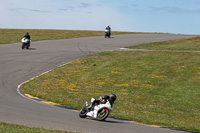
[0,122,73,133]
[0,29,140,45]
[128,36,200,51]
[21,37,200,132]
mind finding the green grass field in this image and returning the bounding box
[20,36,200,132]
[0,122,73,133]
[1,29,200,132]
[0,29,138,45]
[128,37,200,51]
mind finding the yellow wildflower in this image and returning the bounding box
[73,60,83,64]
[120,89,127,92]
[141,111,156,114]
[141,84,153,87]
[70,71,78,73]
[115,84,129,87]
[111,71,120,74]
[135,97,144,100]
[154,76,167,78]
[97,82,106,86]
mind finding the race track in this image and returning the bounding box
[0,34,197,133]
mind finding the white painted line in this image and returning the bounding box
[17,60,76,108]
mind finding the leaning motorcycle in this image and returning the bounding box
[21,37,31,49]
[105,29,111,38]
[79,97,113,121]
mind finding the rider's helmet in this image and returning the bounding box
[106,25,110,29]
[100,96,106,104]
[26,32,29,35]
[101,99,106,104]
[110,93,116,103]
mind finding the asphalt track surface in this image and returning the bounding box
[0,34,198,133]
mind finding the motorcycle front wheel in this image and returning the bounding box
[97,108,109,121]
[22,44,25,49]
[79,107,88,118]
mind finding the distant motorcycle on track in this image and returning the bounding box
[21,37,31,49]
[105,29,111,38]
[105,25,111,38]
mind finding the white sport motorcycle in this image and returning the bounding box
[79,97,113,121]
[21,37,31,49]
[105,29,111,38]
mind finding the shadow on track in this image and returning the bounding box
[28,48,37,50]
[105,37,115,39]
[85,117,125,124]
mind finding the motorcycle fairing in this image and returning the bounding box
[86,100,113,118]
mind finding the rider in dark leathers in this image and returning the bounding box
[23,32,31,45]
[88,94,116,111]
[24,32,31,40]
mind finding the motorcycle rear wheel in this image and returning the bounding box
[27,44,30,49]
[97,108,109,121]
